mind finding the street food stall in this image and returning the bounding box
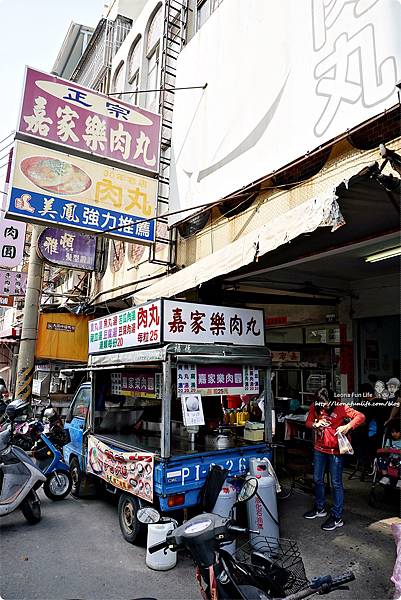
[63,299,273,542]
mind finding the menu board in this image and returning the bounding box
[177,364,260,396]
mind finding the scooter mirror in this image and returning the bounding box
[237,476,258,503]
[137,507,161,524]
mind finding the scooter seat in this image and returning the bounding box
[0,428,10,452]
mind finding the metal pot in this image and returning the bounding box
[206,434,232,449]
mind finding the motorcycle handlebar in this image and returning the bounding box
[283,571,355,600]
[148,540,170,554]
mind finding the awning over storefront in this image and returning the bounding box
[0,328,21,344]
[133,194,344,304]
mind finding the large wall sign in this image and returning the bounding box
[38,227,96,271]
[7,141,157,242]
[163,300,265,346]
[89,299,265,354]
[18,67,161,174]
[169,0,401,225]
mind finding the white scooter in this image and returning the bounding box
[0,398,46,524]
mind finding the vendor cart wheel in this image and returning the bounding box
[70,457,83,498]
[118,493,142,544]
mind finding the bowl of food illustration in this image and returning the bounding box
[20,156,92,195]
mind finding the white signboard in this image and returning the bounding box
[163,300,265,346]
[181,394,205,426]
[169,0,401,225]
[0,217,26,268]
[88,300,161,354]
[0,271,27,296]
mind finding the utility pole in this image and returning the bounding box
[15,225,43,402]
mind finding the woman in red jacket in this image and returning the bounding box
[303,387,365,531]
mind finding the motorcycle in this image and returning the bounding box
[138,477,355,600]
[12,408,71,501]
[0,398,46,524]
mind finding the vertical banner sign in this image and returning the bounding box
[0,271,27,296]
[0,218,26,268]
[17,67,161,173]
[87,436,154,502]
[181,394,205,426]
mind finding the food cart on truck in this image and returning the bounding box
[62,299,273,543]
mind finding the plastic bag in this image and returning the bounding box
[337,431,354,455]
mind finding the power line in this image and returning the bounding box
[0,131,15,146]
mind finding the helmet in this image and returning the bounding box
[6,397,30,420]
[43,407,58,423]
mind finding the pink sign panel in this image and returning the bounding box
[0,218,26,269]
[196,365,244,389]
[0,271,27,296]
[17,67,161,174]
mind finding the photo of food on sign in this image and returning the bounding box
[7,141,158,243]
[87,436,154,502]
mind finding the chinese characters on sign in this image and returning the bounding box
[0,218,26,269]
[7,141,157,242]
[37,227,96,270]
[88,300,162,353]
[46,323,76,332]
[87,436,154,502]
[18,68,161,173]
[177,364,260,396]
[0,271,27,296]
[311,0,397,137]
[271,351,301,363]
[164,301,265,346]
[181,394,205,427]
[109,371,160,399]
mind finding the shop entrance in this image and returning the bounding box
[357,315,400,387]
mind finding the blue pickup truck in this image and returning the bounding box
[63,338,273,544]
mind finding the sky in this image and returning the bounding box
[0,0,102,192]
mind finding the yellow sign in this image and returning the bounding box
[36,313,89,362]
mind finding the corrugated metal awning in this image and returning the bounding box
[134,194,344,304]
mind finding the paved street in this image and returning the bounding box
[1,475,398,600]
[0,491,198,600]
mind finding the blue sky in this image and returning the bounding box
[0,0,102,191]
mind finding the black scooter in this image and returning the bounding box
[138,478,355,600]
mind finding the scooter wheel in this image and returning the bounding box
[44,470,72,501]
[20,490,41,524]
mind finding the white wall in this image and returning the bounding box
[169,0,401,225]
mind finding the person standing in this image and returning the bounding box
[303,387,365,531]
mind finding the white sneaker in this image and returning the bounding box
[379,477,390,485]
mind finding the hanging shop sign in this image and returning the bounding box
[177,364,260,396]
[109,371,162,399]
[0,296,14,307]
[89,300,162,353]
[36,313,89,362]
[87,435,154,502]
[271,351,301,363]
[17,67,161,174]
[37,227,96,271]
[0,217,26,269]
[163,300,265,346]
[7,141,157,242]
[89,300,265,354]
[181,394,205,426]
[0,271,27,296]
